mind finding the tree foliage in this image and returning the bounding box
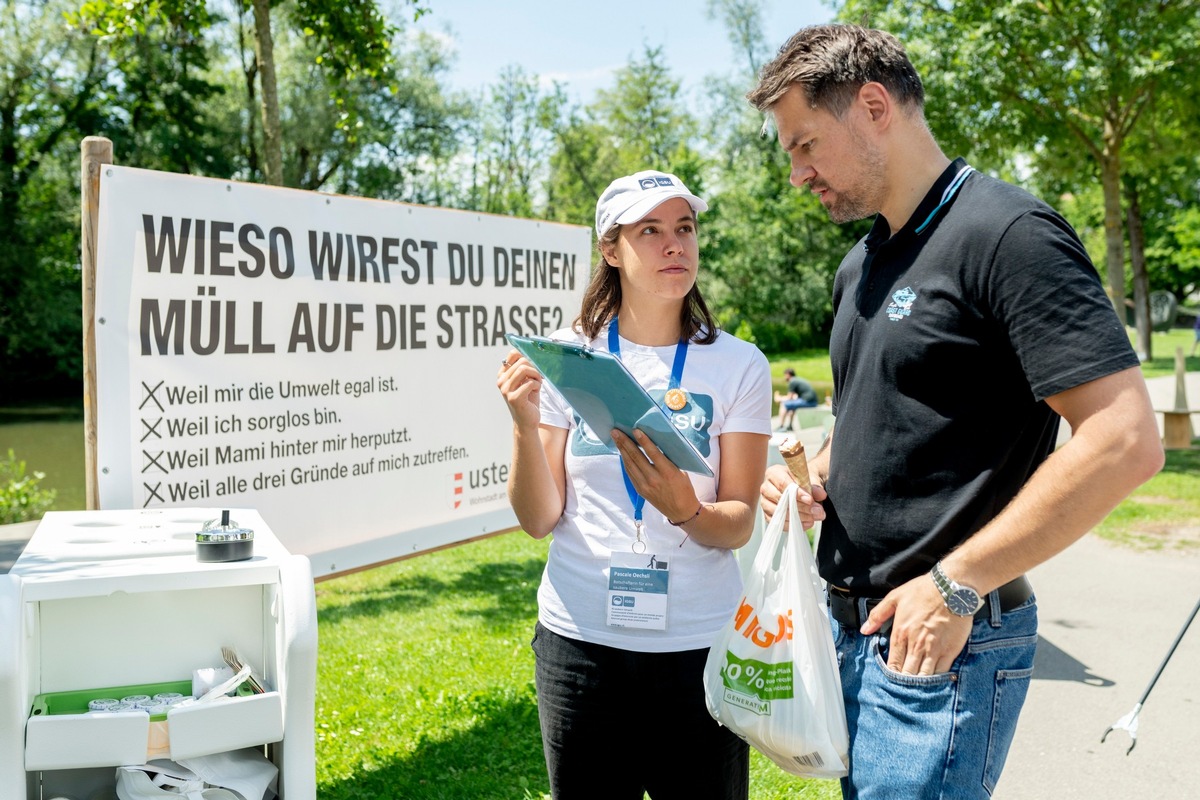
[540,45,707,230]
[72,0,420,185]
[0,0,120,398]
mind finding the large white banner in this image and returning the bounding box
[94,166,589,577]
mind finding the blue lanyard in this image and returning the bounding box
[608,319,688,535]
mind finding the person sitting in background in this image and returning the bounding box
[774,367,818,430]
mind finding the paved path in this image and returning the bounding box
[995,534,1200,799]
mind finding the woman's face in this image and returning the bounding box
[602,197,699,303]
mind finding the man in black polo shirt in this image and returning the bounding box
[750,24,1164,800]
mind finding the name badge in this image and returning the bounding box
[606,551,670,630]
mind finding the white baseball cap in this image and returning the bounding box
[594,170,708,237]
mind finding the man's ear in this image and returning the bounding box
[857,82,892,128]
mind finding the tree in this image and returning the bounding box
[540,88,615,227]
[1124,155,1200,305]
[541,45,705,229]
[73,0,412,186]
[842,0,1200,349]
[592,46,697,174]
[0,0,120,399]
[464,66,550,217]
[106,11,238,177]
[249,0,281,183]
[263,25,462,197]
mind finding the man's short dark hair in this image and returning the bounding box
[747,24,925,118]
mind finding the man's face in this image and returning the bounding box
[771,84,886,224]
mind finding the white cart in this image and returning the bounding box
[0,508,317,800]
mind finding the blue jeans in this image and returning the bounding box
[832,596,1038,799]
[531,622,749,800]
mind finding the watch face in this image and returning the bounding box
[947,588,982,616]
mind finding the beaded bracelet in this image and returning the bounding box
[668,503,704,527]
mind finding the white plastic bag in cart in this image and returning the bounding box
[116,748,277,800]
[703,484,849,778]
[115,760,238,800]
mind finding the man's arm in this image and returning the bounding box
[863,366,1164,675]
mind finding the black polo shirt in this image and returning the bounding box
[821,157,1137,594]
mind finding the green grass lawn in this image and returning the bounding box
[767,348,834,407]
[1093,448,1200,549]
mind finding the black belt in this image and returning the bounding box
[827,575,1033,629]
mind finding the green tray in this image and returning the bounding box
[30,679,253,722]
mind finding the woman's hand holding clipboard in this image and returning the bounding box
[505,334,714,477]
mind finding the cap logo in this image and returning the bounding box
[638,178,657,190]
[655,176,673,186]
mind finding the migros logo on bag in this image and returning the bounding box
[733,597,793,648]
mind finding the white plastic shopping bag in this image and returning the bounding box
[115,748,277,800]
[115,759,239,800]
[704,484,849,778]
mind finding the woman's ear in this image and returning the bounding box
[600,240,621,268]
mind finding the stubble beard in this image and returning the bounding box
[825,133,887,224]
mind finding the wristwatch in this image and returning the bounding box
[930,562,983,616]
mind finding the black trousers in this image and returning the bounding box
[531,622,749,800]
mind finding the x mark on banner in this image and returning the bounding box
[140,380,164,413]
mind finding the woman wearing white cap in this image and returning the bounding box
[498,170,772,799]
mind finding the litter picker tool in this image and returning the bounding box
[1101,594,1200,754]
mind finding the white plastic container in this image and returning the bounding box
[0,508,316,800]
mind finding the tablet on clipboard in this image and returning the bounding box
[507,333,714,477]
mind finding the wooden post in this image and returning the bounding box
[1173,347,1190,412]
[81,137,113,510]
[1162,347,1195,450]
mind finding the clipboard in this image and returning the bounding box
[507,334,714,477]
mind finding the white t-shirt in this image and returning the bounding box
[536,323,772,652]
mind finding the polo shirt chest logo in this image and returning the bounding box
[887,286,917,321]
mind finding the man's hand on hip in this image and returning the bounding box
[861,575,972,676]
